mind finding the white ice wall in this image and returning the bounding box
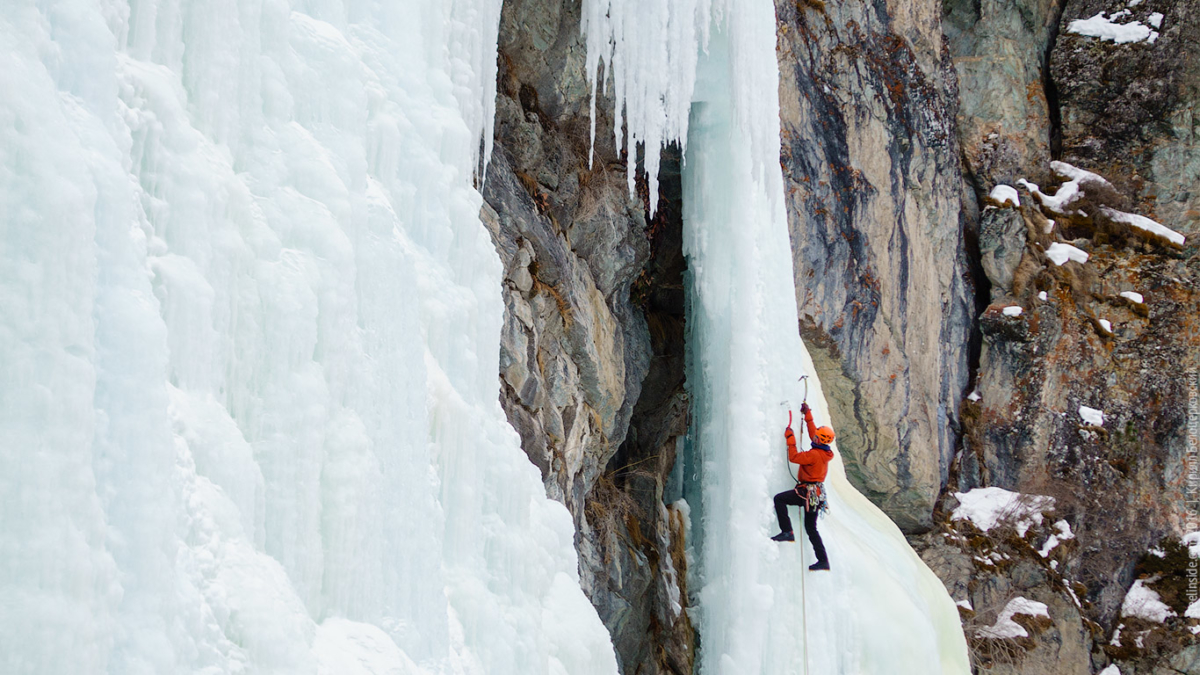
[0,1,616,673]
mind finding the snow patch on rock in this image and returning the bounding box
[1045,242,1090,266]
[1019,178,1081,216]
[953,487,1054,536]
[1185,531,1200,557]
[1079,406,1105,426]
[975,597,1050,639]
[1038,520,1075,557]
[1121,578,1176,623]
[1100,206,1186,246]
[1068,12,1159,44]
[990,184,1020,207]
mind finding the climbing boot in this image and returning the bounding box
[808,560,830,571]
[770,531,795,542]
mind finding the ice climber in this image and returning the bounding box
[771,402,834,571]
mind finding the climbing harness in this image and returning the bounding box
[795,481,829,516]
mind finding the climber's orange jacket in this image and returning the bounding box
[786,408,834,482]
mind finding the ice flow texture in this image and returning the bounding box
[580,0,971,671]
[0,0,616,673]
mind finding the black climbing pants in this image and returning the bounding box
[773,488,828,564]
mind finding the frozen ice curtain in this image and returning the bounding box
[0,0,613,672]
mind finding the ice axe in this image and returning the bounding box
[786,375,809,429]
[784,375,810,483]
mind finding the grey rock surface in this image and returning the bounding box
[980,205,1031,298]
[944,0,1065,185]
[1170,645,1200,674]
[774,0,975,532]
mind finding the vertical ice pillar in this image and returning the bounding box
[676,7,972,675]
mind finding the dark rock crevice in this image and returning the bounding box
[586,143,694,675]
[1041,1,1066,159]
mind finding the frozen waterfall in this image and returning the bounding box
[1,0,613,672]
[2,0,969,672]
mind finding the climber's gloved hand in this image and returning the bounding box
[799,402,810,415]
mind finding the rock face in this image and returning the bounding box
[911,515,1095,675]
[935,0,1200,671]
[487,0,649,521]
[913,482,1200,675]
[484,0,1200,673]
[1051,0,1200,238]
[944,0,1065,186]
[774,0,975,532]
[943,167,1195,675]
[485,1,694,673]
[979,207,1030,300]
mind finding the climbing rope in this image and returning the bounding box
[801,545,810,675]
[791,376,811,675]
